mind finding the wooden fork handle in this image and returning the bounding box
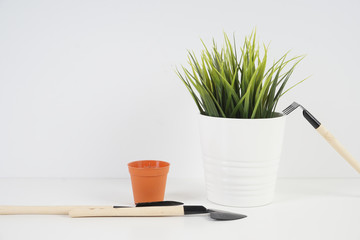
[316,124,360,173]
[69,205,185,218]
[0,206,112,215]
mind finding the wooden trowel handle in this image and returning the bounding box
[69,205,185,218]
[0,206,111,215]
[317,124,360,173]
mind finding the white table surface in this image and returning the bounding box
[0,178,359,240]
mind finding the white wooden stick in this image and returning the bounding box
[317,124,360,173]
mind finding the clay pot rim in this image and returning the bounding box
[128,160,170,176]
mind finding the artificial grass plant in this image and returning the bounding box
[176,31,306,118]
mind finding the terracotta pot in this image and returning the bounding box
[128,160,170,204]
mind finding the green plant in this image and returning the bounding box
[176,31,306,118]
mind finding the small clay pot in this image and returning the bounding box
[128,160,170,204]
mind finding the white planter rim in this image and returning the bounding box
[199,112,285,121]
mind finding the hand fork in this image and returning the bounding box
[283,102,360,173]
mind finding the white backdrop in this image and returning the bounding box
[0,0,359,178]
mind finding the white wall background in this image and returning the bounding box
[0,0,359,178]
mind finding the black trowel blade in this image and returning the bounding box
[209,209,247,221]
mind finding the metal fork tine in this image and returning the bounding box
[287,106,295,113]
[283,106,292,114]
[282,102,300,115]
[283,105,293,115]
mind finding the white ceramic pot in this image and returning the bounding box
[199,114,286,207]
